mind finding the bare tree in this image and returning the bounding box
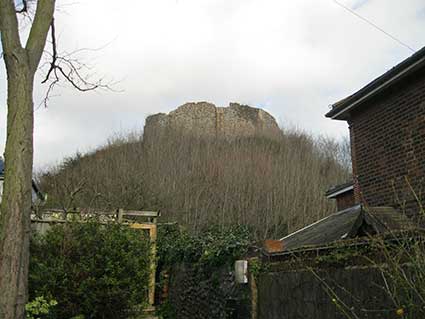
[40,129,350,240]
[0,1,105,317]
[0,1,55,317]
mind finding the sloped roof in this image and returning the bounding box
[326,46,425,120]
[267,205,417,255]
[279,205,363,252]
[325,181,354,199]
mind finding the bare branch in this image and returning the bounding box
[41,18,57,84]
[41,67,59,108]
[39,17,116,106]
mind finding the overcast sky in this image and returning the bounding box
[1,0,425,169]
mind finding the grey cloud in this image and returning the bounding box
[0,0,424,167]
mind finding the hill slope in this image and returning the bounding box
[40,103,350,239]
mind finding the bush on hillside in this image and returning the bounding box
[29,222,151,319]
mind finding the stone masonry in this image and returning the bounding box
[143,102,282,141]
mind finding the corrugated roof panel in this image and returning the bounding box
[267,205,418,256]
[281,205,362,252]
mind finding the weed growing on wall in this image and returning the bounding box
[371,235,425,318]
[309,233,425,319]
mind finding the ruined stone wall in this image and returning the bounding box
[143,102,281,141]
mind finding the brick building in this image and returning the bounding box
[325,181,355,211]
[258,51,425,319]
[326,47,425,217]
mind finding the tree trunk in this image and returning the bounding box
[0,48,35,319]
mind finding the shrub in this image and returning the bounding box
[25,296,57,319]
[29,222,151,319]
[157,224,253,270]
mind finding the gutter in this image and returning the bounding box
[326,184,354,199]
[264,232,424,258]
[327,55,425,120]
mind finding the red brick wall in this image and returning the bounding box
[336,190,355,211]
[349,124,362,205]
[349,68,425,216]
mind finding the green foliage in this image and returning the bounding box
[25,296,57,319]
[29,222,151,319]
[248,258,268,279]
[157,224,253,270]
[156,224,253,318]
[156,300,176,319]
[314,246,367,266]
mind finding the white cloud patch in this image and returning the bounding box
[0,0,424,167]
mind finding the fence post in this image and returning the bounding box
[148,224,158,308]
[117,208,124,223]
[249,259,258,319]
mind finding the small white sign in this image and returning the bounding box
[235,260,248,284]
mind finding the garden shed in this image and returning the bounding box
[258,206,421,319]
[263,205,415,255]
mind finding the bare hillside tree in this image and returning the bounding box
[40,130,350,240]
